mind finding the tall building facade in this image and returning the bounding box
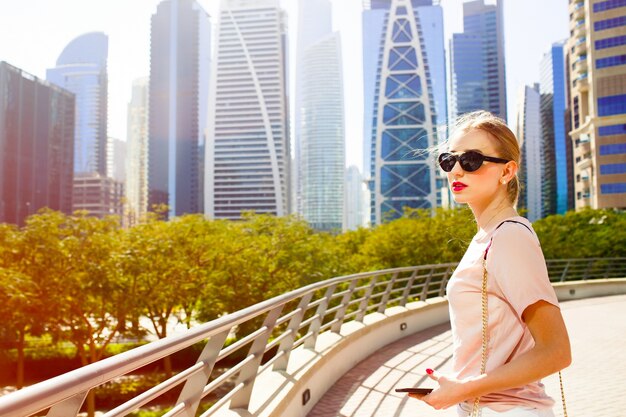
[363,0,438,224]
[567,0,626,210]
[148,0,211,218]
[540,41,571,215]
[363,0,447,217]
[0,62,75,225]
[516,84,543,222]
[295,0,345,231]
[450,0,506,121]
[205,0,290,219]
[344,165,366,230]
[47,32,108,176]
[125,77,149,223]
[107,137,126,183]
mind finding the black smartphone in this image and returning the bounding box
[394,387,433,395]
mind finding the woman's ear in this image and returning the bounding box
[503,160,518,182]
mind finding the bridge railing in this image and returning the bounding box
[0,257,624,417]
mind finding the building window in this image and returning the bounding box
[600,143,626,155]
[593,0,626,13]
[599,124,626,136]
[594,16,626,31]
[595,34,626,50]
[600,183,626,194]
[573,96,580,128]
[600,163,626,175]
[598,94,626,116]
[596,54,626,68]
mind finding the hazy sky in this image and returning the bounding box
[0,0,568,171]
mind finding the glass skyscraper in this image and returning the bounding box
[540,41,570,215]
[148,0,211,218]
[47,32,108,176]
[125,77,149,224]
[0,62,75,225]
[205,0,290,219]
[516,84,543,222]
[363,0,438,224]
[450,0,506,121]
[295,0,344,231]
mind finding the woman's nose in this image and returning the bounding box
[449,159,464,176]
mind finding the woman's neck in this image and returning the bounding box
[471,198,518,232]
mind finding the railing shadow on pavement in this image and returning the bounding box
[0,258,624,417]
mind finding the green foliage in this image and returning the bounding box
[349,207,476,271]
[0,206,623,390]
[533,208,626,259]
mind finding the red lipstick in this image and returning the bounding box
[452,181,467,192]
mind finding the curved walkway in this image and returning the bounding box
[308,294,626,417]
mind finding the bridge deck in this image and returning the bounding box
[308,294,626,416]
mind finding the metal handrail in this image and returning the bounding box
[0,258,624,417]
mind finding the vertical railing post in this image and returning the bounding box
[378,272,399,313]
[230,305,284,410]
[173,330,229,417]
[304,284,337,349]
[583,259,594,280]
[420,268,435,301]
[356,275,379,322]
[605,258,614,278]
[46,391,89,417]
[560,261,570,282]
[400,268,419,306]
[331,279,359,333]
[438,265,452,297]
[273,293,313,371]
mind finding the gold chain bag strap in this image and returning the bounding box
[469,220,569,417]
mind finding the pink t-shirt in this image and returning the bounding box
[446,216,559,411]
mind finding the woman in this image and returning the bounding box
[409,111,571,416]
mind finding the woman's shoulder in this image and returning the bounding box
[491,216,541,248]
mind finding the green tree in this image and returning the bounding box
[23,210,130,417]
[534,208,626,258]
[0,222,51,389]
[354,207,475,271]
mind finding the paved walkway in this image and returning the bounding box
[308,294,626,417]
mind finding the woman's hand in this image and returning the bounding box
[408,369,474,410]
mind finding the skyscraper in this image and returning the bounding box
[363,0,438,224]
[148,0,211,218]
[47,32,108,176]
[540,41,571,215]
[450,0,506,121]
[295,0,345,231]
[516,84,543,222]
[107,137,126,183]
[205,0,290,219]
[0,62,75,225]
[567,0,626,210]
[125,77,149,224]
[344,165,366,231]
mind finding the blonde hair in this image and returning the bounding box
[445,111,521,206]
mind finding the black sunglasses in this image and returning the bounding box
[438,151,509,172]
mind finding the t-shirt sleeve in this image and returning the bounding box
[486,223,559,319]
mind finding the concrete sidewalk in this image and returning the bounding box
[308,294,626,417]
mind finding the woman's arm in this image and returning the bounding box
[415,300,571,410]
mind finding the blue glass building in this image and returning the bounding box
[540,41,570,215]
[363,0,439,224]
[47,32,108,176]
[450,0,506,121]
[148,0,211,217]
